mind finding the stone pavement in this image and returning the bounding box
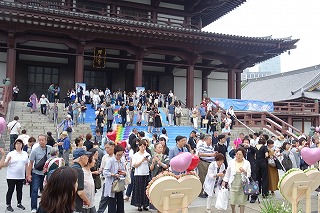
[0,167,319,213]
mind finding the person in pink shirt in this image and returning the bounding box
[233,133,245,149]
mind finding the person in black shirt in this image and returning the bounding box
[71,149,91,213]
[46,132,55,147]
[128,128,138,149]
[119,103,127,127]
[212,131,219,146]
[83,133,93,151]
[214,135,228,168]
[187,130,197,153]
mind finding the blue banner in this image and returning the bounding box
[210,98,274,112]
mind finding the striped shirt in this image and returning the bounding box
[198,144,216,162]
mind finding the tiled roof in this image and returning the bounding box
[0,1,298,46]
[193,0,247,27]
[242,65,320,102]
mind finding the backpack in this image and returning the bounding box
[281,153,292,171]
[43,157,65,186]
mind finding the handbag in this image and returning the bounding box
[176,112,181,117]
[34,147,48,171]
[125,171,131,185]
[66,126,73,132]
[27,102,33,108]
[243,177,260,195]
[111,179,125,193]
[215,187,229,210]
[202,119,209,124]
[93,175,102,189]
[268,156,276,167]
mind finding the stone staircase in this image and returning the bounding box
[2,101,92,150]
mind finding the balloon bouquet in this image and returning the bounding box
[146,152,201,213]
[169,152,200,173]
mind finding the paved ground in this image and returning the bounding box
[0,167,319,213]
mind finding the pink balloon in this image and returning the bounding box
[316,127,320,132]
[301,147,320,165]
[0,117,6,134]
[170,152,192,173]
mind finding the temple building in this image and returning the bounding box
[0,0,298,107]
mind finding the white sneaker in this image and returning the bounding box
[31,209,37,213]
[206,209,211,213]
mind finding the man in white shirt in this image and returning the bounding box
[12,85,19,101]
[250,133,259,146]
[226,106,236,129]
[17,129,30,145]
[7,116,21,151]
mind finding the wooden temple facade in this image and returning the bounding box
[0,0,298,107]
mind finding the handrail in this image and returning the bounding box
[177,99,189,110]
[207,98,255,133]
[265,112,302,135]
[0,85,10,116]
[265,118,299,140]
[235,118,255,133]
[273,101,318,113]
[234,111,301,139]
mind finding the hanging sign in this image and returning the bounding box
[93,48,106,68]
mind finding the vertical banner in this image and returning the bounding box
[93,48,107,68]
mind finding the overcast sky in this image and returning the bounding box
[203,0,320,73]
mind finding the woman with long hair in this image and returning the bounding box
[136,102,143,126]
[37,167,78,213]
[153,107,162,133]
[255,137,269,198]
[266,140,279,195]
[131,139,150,211]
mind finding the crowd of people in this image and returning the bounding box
[3,86,320,213]
[1,118,319,213]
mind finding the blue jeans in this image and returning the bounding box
[79,112,86,123]
[10,134,18,151]
[31,172,44,210]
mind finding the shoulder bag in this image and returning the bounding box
[243,177,260,196]
[112,179,125,193]
[34,147,48,171]
[268,156,276,167]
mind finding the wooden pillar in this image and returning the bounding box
[288,116,293,126]
[134,59,143,88]
[6,33,16,98]
[75,41,85,83]
[186,65,194,108]
[315,100,319,127]
[202,70,211,97]
[236,72,242,99]
[228,69,236,99]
